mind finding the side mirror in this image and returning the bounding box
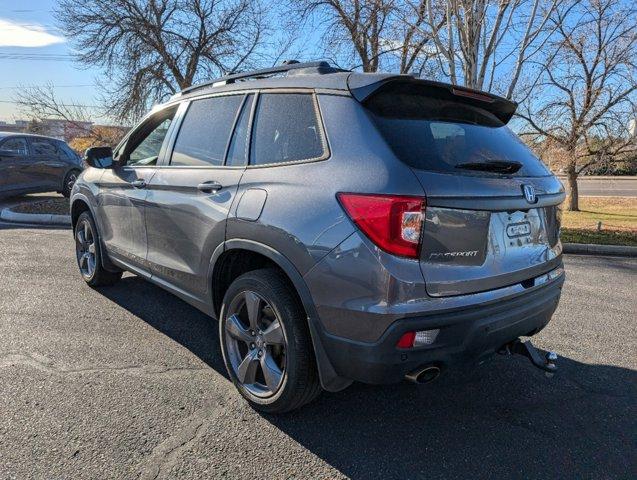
[84,146,114,168]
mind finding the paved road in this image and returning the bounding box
[558,176,637,197]
[0,226,635,479]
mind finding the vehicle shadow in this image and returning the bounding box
[99,275,636,480]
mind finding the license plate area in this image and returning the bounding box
[506,221,531,238]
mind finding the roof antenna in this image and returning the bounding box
[282,59,300,65]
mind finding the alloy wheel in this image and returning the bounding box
[75,220,96,279]
[224,290,287,398]
[66,173,78,192]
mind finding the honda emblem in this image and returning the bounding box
[522,184,537,204]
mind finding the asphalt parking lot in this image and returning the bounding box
[0,224,635,479]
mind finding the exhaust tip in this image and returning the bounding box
[405,365,441,384]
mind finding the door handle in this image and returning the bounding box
[197,181,222,193]
[131,179,147,189]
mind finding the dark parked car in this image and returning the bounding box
[70,61,565,413]
[0,132,83,198]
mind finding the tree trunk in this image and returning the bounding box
[565,167,579,212]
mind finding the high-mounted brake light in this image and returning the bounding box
[451,87,494,103]
[337,193,425,258]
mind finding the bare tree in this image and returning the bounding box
[422,0,562,99]
[292,0,438,73]
[55,0,271,121]
[517,0,636,211]
[14,84,100,140]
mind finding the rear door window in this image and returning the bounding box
[366,87,550,177]
[171,95,244,167]
[250,93,325,166]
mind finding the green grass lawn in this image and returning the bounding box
[561,197,636,245]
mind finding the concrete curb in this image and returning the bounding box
[563,243,637,257]
[1,207,71,226]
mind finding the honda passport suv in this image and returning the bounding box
[70,61,565,413]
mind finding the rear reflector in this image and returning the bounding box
[337,193,425,258]
[396,332,416,349]
[396,329,440,349]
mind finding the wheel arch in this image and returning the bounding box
[70,196,91,230]
[70,195,120,273]
[210,239,352,392]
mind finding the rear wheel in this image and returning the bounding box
[219,269,321,413]
[62,169,81,198]
[74,211,122,287]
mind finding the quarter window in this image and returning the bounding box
[171,95,244,167]
[226,94,254,167]
[1,137,28,155]
[250,93,325,166]
[58,142,80,161]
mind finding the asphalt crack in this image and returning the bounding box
[0,352,208,378]
[136,406,225,480]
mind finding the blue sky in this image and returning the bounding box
[0,0,321,123]
[2,1,632,127]
[0,0,100,121]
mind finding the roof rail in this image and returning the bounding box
[179,61,342,96]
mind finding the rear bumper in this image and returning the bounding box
[316,272,564,384]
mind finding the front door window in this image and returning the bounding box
[123,108,177,166]
[1,137,28,156]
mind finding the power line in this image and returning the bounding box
[0,100,102,108]
[0,53,74,61]
[0,84,94,90]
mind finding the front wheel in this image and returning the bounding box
[219,269,322,413]
[74,211,122,287]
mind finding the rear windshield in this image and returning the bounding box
[365,87,550,177]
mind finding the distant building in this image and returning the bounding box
[0,118,93,142]
[37,119,94,142]
[0,120,28,134]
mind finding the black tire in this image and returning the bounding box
[219,269,322,413]
[62,169,81,198]
[74,211,122,287]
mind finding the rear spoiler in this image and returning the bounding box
[347,74,518,124]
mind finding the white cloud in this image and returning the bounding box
[0,18,65,48]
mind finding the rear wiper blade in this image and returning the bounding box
[455,160,522,174]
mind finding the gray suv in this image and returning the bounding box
[70,61,565,413]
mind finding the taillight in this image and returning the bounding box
[337,193,425,258]
[396,329,440,349]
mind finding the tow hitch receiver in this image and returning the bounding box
[500,339,558,375]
